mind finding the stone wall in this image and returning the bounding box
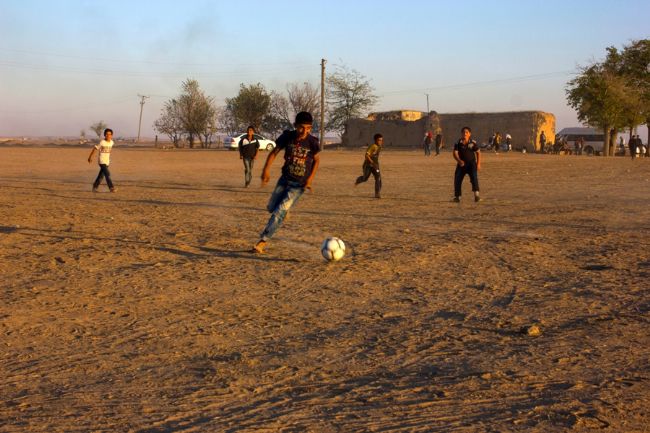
[342,111,441,148]
[438,111,555,152]
[342,110,555,152]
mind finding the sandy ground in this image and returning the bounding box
[1,146,649,432]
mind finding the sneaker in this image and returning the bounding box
[375,194,381,199]
[474,196,482,202]
[110,187,117,193]
[92,187,98,193]
[252,240,267,254]
[452,197,460,203]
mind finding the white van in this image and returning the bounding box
[555,127,604,156]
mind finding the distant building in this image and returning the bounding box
[342,110,555,152]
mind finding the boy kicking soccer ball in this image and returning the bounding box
[252,112,321,254]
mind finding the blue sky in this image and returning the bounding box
[1,0,648,137]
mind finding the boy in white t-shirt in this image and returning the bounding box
[87,128,117,192]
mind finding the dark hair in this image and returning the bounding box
[246,125,255,132]
[461,126,471,133]
[295,111,313,125]
[373,133,383,142]
[104,128,113,135]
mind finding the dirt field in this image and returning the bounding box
[1,146,649,432]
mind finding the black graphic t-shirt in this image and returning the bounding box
[275,130,321,185]
[453,139,479,164]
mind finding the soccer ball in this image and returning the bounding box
[321,237,346,261]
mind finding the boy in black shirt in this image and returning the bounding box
[452,126,481,203]
[252,112,321,253]
[238,126,260,187]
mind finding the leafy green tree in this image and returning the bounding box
[618,40,650,141]
[225,83,272,133]
[567,40,649,156]
[326,65,378,134]
[566,61,632,156]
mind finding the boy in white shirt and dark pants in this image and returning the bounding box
[87,128,117,192]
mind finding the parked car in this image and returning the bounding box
[224,133,276,151]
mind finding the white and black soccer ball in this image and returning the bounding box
[320,237,346,261]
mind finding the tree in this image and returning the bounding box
[201,104,219,148]
[225,83,272,133]
[154,99,184,147]
[326,65,378,134]
[89,121,107,139]
[176,79,215,148]
[154,79,217,148]
[215,105,239,137]
[287,82,320,122]
[618,40,650,141]
[566,62,631,156]
[566,40,650,156]
[262,91,292,137]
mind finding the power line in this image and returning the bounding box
[0,97,134,114]
[378,70,575,96]
[0,60,319,78]
[0,48,315,68]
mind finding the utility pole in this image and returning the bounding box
[320,58,326,147]
[137,94,149,143]
[425,93,430,113]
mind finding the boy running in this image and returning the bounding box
[252,112,320,254]
[238,125,260,187]
[87,128,117,192]
[355,133,383,199]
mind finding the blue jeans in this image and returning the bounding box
[93,164,114,189]
[243,157,254,186]
[260,178,304,241]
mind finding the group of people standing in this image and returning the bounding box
[488,132,513,153]
[422,131,444,156]
[628,134,646,158]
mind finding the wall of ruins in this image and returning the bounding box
[437,111,555,152]
[342,110,555,152]
[342,111,441,148]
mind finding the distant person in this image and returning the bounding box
[578,137,584,155]
[539,131,547,153]
[238,125,260,187]
[636,135,646,157]
[435,131,443,155]
[505,133,512,152]
[87,128,116,193]
[493,132,501,153]
[252,111,320,254]
[423,131,432,156]
[355,133,383,198]
[629,135,637,159]
[452,126,481,203]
